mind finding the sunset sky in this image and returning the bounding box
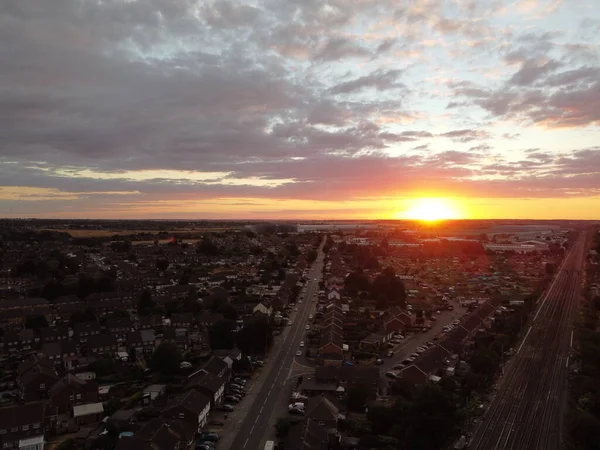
[1,0,599,220]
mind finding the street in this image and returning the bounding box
[226,238,326,450]
[470,234,585,450]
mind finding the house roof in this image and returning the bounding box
[18,361,59,386]
[399,365,428,384]
[0,402,45,429]
[73,402,104,417]
[165,389,210,416]
[203,356,228,376]
[285,419,329,450]
[184,372,224,395]
[306,396,339,423]
[17,354,54,376]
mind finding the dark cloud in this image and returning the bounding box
[328,69,404,95]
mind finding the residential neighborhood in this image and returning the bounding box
[0,219,583,450]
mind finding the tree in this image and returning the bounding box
[219,303,238,320]
[236,315,273,355]
[307,249,318,263]
[137,289,155,315]
[545,262,555,276]
[209,320,237,350]
[149,343,182,376]
[25,315,48,330]
[346,383,370,412]
[156,257,169,272]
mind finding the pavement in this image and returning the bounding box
[469,234,585,450]
[224,238,327,450]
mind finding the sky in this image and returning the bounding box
[1,0,599,220]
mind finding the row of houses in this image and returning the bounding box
[2,352,235,450]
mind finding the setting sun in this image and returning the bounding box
[397,198,462,221]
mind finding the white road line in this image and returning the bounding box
[517,326,532,354]
[243,438,249,448]
[260,406,264,413]
[570,330,573,348]
[250,425,255,433]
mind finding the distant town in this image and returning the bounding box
[0,219,598,450]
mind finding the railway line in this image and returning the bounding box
[471,234,585,450]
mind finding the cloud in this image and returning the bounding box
[1,0,599,217]
[328,69,404,95]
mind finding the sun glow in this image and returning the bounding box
[398,198,462,222]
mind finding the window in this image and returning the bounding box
[178,413,185,419]
[33,423,40,429]
[39,383,45,389]
[69,395,74,400]
[3,442,9,448]
[11,427,17,432]
[22,425,29,431]
[76,394,81,400]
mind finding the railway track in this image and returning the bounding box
[470,235,585,450]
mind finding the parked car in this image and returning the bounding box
[386,350,394,357]
[208,420,224,427]
[225,395,240,403]
[220,404,234,411]
[199,432,219,441]
[410,352,419,358]
[305,325,310,330]
[296,351,303,356]
[393,363,406,370]
[289,407,305,416]
[299,341,305,347]
[385,371,398,379]
[375,359,384,365]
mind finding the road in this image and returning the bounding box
[227,238,326,450]
[470,234,585,450]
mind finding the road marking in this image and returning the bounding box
[250,425,255,433]
[243,438,249,448]
[566,356,569,368]
[260,406,264,413]
[570,330,573,348]
[517,326,532,354]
